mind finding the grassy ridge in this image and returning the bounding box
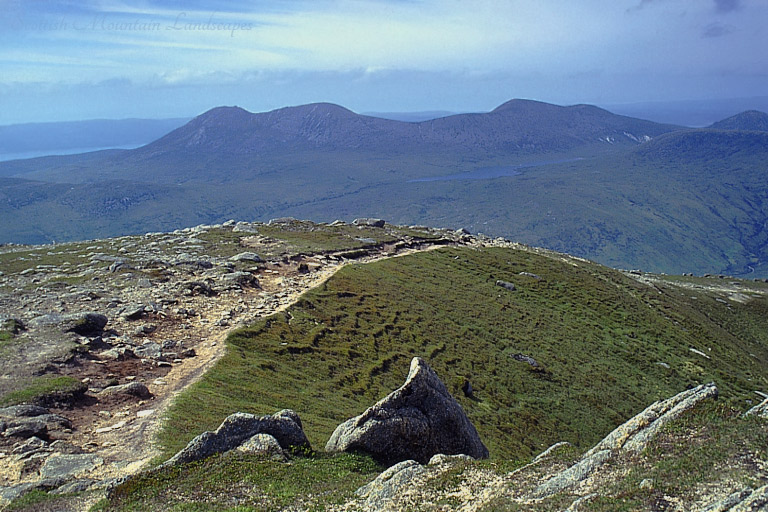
[158,246,768,461]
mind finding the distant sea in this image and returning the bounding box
[0,145,141,162]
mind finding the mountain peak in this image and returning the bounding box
[709,110,768,131]
[194,106,253,124]
[490,98,561,114]
[266,102,359,120]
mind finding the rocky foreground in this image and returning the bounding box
[1,218,767,511]
[0,218,475,506]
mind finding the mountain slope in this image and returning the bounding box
[709,110,768,131]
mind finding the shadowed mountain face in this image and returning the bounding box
[708,110,768,131]
[140,99,679,156]
[0,99,681,186]
[0,100,766,277]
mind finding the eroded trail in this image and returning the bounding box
[95,243,452,481]
[2,238,456,503]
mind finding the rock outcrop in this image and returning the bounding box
[745,397,768,418]
[28,312,108,336]
[325,357,489,465]
[355,460,427,510]
[163,409,310,466]
[352,218,386,228]
[236,433,288,461]
[702,485,768,511]
[533,382,719,498]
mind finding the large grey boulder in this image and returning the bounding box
[28,312,108,336]
[325,357,489,465]
[163,409,310,467]
[0,405,50,418]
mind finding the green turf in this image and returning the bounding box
[157,246,768,461]
[95,452,381,512]
[0,375,87,407]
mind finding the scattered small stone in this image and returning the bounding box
[495,280,516,291]
[512,353,541,368]
[94,420,127,434]
[353,218,386,228]
[100,382,151,399]
[689,347,711,360]
[230,252,264,263]
[121,304,147,320]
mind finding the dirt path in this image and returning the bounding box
[76,242,452,487]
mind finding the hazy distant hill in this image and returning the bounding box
[708,110,768,131]
[1,100,767,277]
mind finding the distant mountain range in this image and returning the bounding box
[1,99,766,277]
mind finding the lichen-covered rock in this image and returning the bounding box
[29,312,108,336]
[745,397,768,418]
[428,453,474,465]
[355,460,426,510]
[237,433,288,461]
[326,357,489,465]
[533,449,612,498]
[532,441,572,464]
[703,485,768,512]
[352,218,386,228]
[534,383,719,499]
[585,382,718,456]
[230,252,264,263]
[163,409,310,467]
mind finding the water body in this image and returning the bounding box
[407,157,584,183]
[0,144,141,162]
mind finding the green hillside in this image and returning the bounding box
[158,246,768,462]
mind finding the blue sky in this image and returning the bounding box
[0,0,766,124]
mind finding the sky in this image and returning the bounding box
[0,0,766,124]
